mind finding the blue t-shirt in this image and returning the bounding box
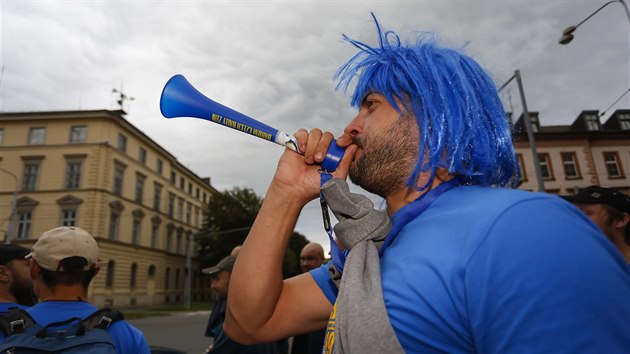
[0,301,150,354]
[311,186,630,353]
[0,302,28,314]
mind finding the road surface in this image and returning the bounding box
[130,310,212,354]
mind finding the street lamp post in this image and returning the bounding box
[559,0,630,44]
[499,70,545,192]
[0,167,19,244]
[184,232,192,310]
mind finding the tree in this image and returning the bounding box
[196,187,310,278]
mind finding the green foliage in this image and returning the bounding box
[196,187,310,278]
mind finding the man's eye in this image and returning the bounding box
[366,100,375,109]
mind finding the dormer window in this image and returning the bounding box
[584,114,600,131]
[619,113,630,130]
[528,114,540,133]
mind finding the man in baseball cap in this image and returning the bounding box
[0,244,36,311]
[11,226,151,353]
[202,255,277,354]
[562,186,630,262]
[26,226,104,272]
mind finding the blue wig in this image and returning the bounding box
[334,14,519,188]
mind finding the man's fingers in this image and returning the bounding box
[314,131,335,163]
[334,144,357,179]
[294,129,309,153]
[301,128,322,165]
[335,132,354,148]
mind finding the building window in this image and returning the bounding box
[132,219,141,244]
[168,193,175,218]
[179,177,185,190]
[170,171,176,185]
[561,152,581,179]
[113,163,125,196]
[166,225,174,250]
[130,263,138,289]
[16,212,32,239]
[188,182,192,195]
[177,198,184,221]
[65,161,82,189]
[22,162,40,191]
[165,268,171,290]
[186,203,192,224]
[153,183,162,211]
[151,223,159,248]
[156,159,163,174]
[139,147,147,165]
[69,126,87,143]
[517,154,527,182]
[148,265,156,278]
[61,209,77,226]
[176,229,183,254]
[529,115,539,133]
[105,261,115,288]
[203,192,207,204]
[585,114,600,131]
[132,209,145,245]
[107,201,125,241]
[194,206,200,227]
[135,174,145,204]
[108,212,120,240]
[118,134,127,152]
[619,113,630,130]
[537,153,554,180]
[28,127,46,145]
[603,152,624,178]
[0,128,4,145]
[175,268,181,289]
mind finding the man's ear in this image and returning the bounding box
[0,265,11,282]
[615,212,630,229]
[29,260,41,280]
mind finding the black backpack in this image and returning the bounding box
[0,307,124,353]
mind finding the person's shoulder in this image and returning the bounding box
[442,186,571,217]
[108,319,151,353]
[0,302,29,314]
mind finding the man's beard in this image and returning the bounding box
[10,276,37,306]
[349,116,419,197]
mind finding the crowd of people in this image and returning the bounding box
[1,14,630,354]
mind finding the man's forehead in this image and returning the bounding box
[575,203,605,211]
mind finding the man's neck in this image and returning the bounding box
[0,288,17,303]
[385,171,452,216]
[37,284,88,302]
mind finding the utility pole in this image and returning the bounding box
[499,70,545,192]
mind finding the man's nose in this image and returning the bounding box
[344,112,364,138]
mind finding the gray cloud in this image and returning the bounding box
[2,0,628,251]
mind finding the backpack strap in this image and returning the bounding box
[81,308,124,331]
[0,308,36,336]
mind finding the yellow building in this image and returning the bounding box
[0,109,217,308]
[513,109,630,195]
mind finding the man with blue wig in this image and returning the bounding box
[225,15,630,353]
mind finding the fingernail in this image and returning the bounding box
[315,152,323,161]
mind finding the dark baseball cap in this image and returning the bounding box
[561,186,630,214]
[0,244,31,265]
[202,255,236,276]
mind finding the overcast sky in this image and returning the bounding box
[1,0,629,253]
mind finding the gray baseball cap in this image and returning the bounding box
[202,255,236,275]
